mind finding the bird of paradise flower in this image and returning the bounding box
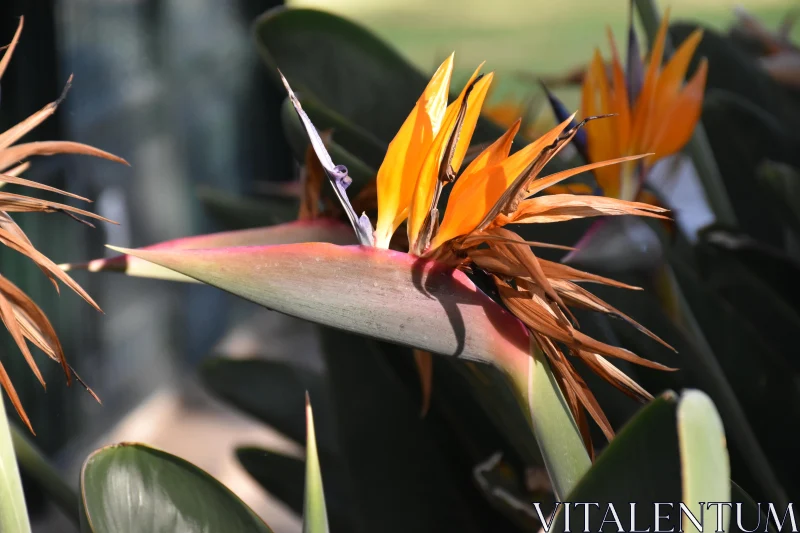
[544,7,707,206]
[85,49,682,456]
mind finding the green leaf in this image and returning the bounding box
[252,6,512,150]
[548,392,682,533]
[80,443,273,533]
[694,230,800,372]
[547,389,735,533]
[700,89,800,247]
[314,328,499,533]
[196,184,299,230]
[61,218,356,282]
[1,400,32,533]
[668,257,799,501]
[236,448,304,516]
[302,395,329,533]
[756,160,800,241]
[278,90,386,172]
[587,261,793,505]
[677,390,730,533]
[525,342,590,501]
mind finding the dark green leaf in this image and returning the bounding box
[699,89,800,247]
[199,357,338,458]
[80,443,273,532]
[252,6,527,154]
[315,328,517,533]
[196,185,299,230]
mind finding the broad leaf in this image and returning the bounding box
[756,160,800,239]
[80,443,273,532]
[252,7,524,153]
[547,390,744,533]
[700,89,800,247]
[677,390,730,533]
[196,185,299,230]
[587,261,796,504]
[313,328,502,533]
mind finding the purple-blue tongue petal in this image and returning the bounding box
[279,71,375,246]
[540,81,590,164]
[626,4,645,109]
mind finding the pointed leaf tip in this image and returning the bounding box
[303,390,329,533]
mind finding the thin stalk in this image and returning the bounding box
[633,0,739,227]
[10,424,80,526]
[662,264,788,509]
[0,399,32,533]
[509,339,592,501]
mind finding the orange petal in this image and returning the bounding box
[524,153,650,198]
[430,115,574,248]
[582,49,621,197]
[407,68,492,249]
[647,59,708,161]
[642,29,705,153]
[373,53,455,248]
[630,7,671,154]
[442,118,520,208]
[606,26,631,156]
[510,193,670,224]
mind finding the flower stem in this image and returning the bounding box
[633,0,739,228]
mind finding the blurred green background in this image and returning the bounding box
[290,0,800,109]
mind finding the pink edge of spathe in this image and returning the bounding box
[60,218,354,272]
[108,241,532,377]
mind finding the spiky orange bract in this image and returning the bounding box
[361,54,677,451]
[0,17,127,433]
[581,9,707,201]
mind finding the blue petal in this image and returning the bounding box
[626,5,645,109]
[279,70,374,246]
[540,81,589,163]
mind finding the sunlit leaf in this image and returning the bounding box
[80,443,273,532]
